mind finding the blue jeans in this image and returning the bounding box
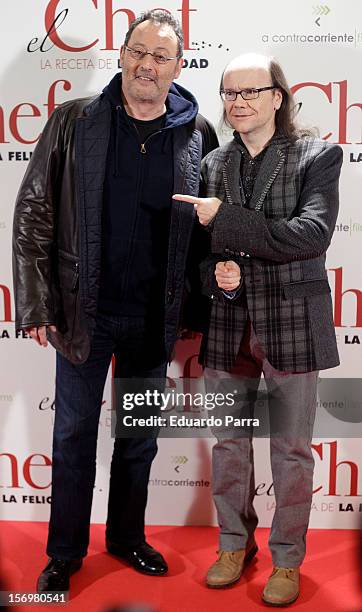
[47,312,167,560]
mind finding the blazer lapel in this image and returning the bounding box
[249,140,288,211]
[223,146,245,206]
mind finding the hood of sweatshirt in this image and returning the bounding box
[102,71,199,128]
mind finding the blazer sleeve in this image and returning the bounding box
[12,108,63,329]
[211,143,343,263]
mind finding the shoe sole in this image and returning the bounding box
[261,592,299,607]
[123,562,168,577]
[206,544,258,589]
[130,567,168,576]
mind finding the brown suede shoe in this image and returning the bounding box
[206,543,258,588]
[262,567,300,606]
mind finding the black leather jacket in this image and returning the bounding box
[13,91,217,363]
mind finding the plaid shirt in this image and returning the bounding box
[199,133,342,373]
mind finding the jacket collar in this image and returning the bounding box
[223,131,290,210]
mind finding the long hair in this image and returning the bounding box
[124,9,184,57]
[219,55,314,140]
[269,57,306,140]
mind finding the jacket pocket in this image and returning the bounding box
[283,278,331,299]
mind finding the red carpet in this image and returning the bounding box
[0,522,360,611]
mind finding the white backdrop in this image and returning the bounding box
[0,0,361,529]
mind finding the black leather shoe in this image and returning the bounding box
[37,558,83,592]
[106,540,168,576]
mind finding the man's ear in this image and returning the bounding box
[119,45,124,68]
[174,57,184,80]
[274,88,283,110]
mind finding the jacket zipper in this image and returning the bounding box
[117,105,164,155]
[140,130,163,154]
[167,145,189,307]
[58,253,79,291]
[116,105,166,301]
[71,262,80,291]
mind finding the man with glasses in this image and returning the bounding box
[173,53,342,606]
[13,9,217,593]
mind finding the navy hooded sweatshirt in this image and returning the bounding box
[98,73,199,319]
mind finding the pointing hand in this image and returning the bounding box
[172,194,222,225]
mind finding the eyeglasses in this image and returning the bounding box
[220,86,276,101]
[125,46,180,65]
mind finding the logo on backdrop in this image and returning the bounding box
[149,454,210,488]
[37,396,110,428]
[313,4,331,28]
[172,455,188,473]
[290,81,362,146]
[261,4,362,46]
[0,452,52,505]
[25,1,217,72]
[255,440,362,514]
[334,219,362,235]
[27,1,198,54]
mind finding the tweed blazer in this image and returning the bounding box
[199,134,343,373]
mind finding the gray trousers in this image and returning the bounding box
[204,322,318,568]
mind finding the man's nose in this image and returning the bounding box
[139,52,155,69]
[234,93,248,107]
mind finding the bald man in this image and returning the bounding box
[174,53,342,606]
